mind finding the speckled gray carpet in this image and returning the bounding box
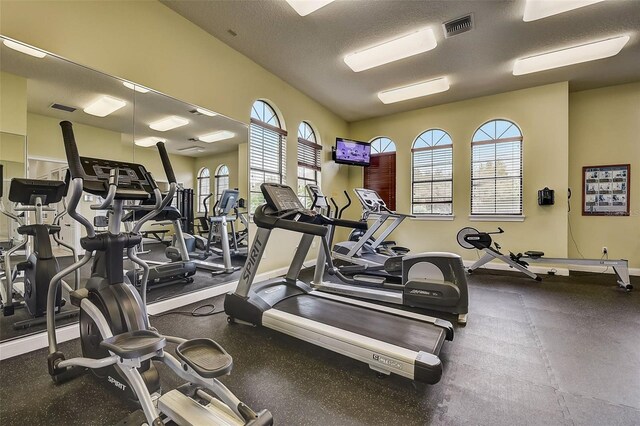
[0,268,638,425]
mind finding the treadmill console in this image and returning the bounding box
[8,179,66,205]
[353,188,386,212]
[79,156,152,199]
[261,183,305,212]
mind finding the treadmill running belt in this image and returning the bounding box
[276,295,446,354]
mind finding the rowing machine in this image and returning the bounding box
[457,227,632,291]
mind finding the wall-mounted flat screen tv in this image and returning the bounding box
[333,138,371,166]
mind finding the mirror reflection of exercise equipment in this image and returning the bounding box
[0,166,79,330]
[457,227,632,291]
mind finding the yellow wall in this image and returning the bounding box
[194,149,241,201]
[1,0,350,273]
[348,83,570,261]
[27,113,195,188]
[0,72,27,136]
[568,83,640,268]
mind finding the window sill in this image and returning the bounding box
[411,215,455,221]
[469,215,525,222]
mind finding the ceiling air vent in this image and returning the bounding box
[50,103,76,113]
[442,14,473,39]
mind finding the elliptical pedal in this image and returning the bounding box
[175,339,233,378]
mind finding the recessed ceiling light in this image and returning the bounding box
[513,35,630,75]
[135,137,165,148]
[378,77,450,104]
[196,107,217,117]
[344,28,437,72]
[123,81,150,93]
[523,0,606,22]
[286,0,334,16]
[198,130,235,143]
[83,95,127,117]
[149,116,189,131]
[3,39,47,58]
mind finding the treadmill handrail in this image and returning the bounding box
[253,205,327,237]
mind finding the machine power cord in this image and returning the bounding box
[150,303,224,318]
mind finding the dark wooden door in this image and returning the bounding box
[364,152,396,210]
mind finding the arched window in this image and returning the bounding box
[412,129,453,215]
[215,164,230,202]
[365,137,397,210]
[370,137,396,154]
[297,121,322,208]
[471,119,523,215]
[250,100,287,212]
[197,167,210,213]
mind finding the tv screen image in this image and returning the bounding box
[334,138,371,166]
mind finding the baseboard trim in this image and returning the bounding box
[0,264,303,361]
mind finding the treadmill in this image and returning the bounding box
[332,188,413,268]
[224,183,454,384]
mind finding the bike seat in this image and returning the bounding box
[100,330,166,359]
[176,338,233,379]
[524,251,544,258]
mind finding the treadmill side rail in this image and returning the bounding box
[262,309,444,384]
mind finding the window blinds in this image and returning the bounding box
[412,144,453,214]
[471,138,522,215]
[249,118,287,212]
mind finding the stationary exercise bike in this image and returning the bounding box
[47,121,272,425]
[0,167,79,329]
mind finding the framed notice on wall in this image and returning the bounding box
[582,164,630,216]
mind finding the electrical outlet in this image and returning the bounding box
[602,247,608,255]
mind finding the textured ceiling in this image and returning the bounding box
[0,37,247,157]
[162,0,640,121]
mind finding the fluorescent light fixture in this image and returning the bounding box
[179,146,205,154]
[344,28,437,72]
[135,137,165,148]
[83,95,127,117]
[149,116,189,131]
[378,77,450,104]
[513,35,630,75]
[286,0,334,16]
[3,39,46,58]
[523,0,605,22]
[196,107,217,117]
[198,130,235,143]
[123,81,149,93]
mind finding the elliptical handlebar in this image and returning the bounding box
[202,193,213,218]
[59,121,85,180]
[339,190,351,219]
[156,142,176,184]
[91,168,119,210]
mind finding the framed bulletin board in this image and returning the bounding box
[582,164,630,216]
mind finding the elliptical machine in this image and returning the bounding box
[0,167,79,329]
[308,184,469,324]
[169,189,240,275]
[47,121,272,426]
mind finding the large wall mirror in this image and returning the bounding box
[0,36,249,343]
